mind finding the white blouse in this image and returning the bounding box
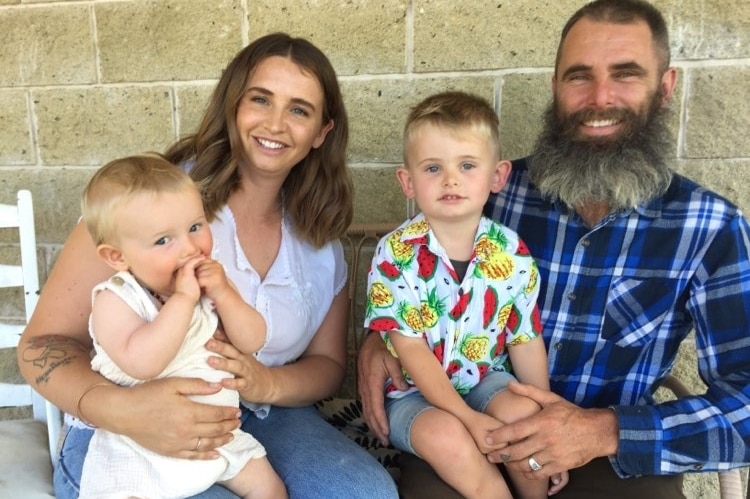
[210,205,347,417]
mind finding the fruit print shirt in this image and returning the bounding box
[365,213,542,398]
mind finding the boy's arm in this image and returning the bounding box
[388,331,502,451]
[92,288,196,380]
[506,336,550,390]
[196,259,266,354]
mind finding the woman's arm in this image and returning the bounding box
[17,221,240,458]
[208,286,349,406]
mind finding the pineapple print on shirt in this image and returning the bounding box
[364,213,542,398]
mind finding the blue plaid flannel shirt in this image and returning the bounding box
[484,158,750,477]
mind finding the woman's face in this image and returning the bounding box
[235,55,333,178]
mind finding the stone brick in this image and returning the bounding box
[675,159,750,214]
[499,72,551,160]
[0,5,95,86]
[0,90,34,165]
[413,0,576,72]
[33,87,175,166]
[248,0,406,76]
[344,76,497,163]
[175,84,216,137]
[657,0,750,60]
[351,165,407,224]
[0,167,94,244]
[95,0,244,82]
[684,67,750,158]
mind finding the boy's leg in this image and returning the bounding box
[408,406,513,499]
[241,405,397,499]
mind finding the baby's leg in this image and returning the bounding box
[410,407,512,499]
[485,390,547,499]
[221,456,287,499]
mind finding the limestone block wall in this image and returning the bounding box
[0,0,748,494]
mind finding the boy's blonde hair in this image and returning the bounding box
[403,91,502,164]
[81,155,198,245]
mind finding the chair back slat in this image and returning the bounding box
[0,190,62,465]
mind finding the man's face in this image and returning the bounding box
[553,18,674,145]
[528,18,678,213]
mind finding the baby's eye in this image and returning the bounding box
[154,236,169,246]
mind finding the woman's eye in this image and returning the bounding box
[291,107,310,117]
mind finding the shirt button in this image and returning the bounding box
[554,342,563,350]
[581,239,590,247]
[568,292,576,301]
[693,464,704,471]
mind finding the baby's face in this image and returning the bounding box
[113,187,212,296]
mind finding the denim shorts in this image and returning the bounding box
[385,369,516,455]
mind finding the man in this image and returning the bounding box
[357,1,750,497]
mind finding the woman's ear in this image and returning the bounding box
[96,244,128,272]
[312,119,335,149]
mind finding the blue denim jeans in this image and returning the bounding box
[385,369,515,455]
[55,405,397,499]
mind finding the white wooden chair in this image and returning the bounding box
[0,189,61,498]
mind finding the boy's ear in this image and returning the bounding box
[96,244,128,272]
[396,166,416,199]
[490,160,512,193]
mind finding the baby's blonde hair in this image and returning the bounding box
[81,155,198,245]
[403,91,502,164]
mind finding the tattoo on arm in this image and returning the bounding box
[20,335,90,386]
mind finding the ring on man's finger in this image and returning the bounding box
[528,456,543,472]
[193,437,202,452]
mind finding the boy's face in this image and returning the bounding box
[99,187,212,296]
[398,123,510,226]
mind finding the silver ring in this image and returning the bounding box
[193,437,202,452]
[528,456,543,472]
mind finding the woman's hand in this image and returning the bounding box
[205,336,277,404]
[106,377,242,460]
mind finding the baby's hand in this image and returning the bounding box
[173,255,205,302]
[195,259,231,302]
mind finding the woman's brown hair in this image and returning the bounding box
[164,32,352,248]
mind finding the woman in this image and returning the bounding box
[19,33,398,499]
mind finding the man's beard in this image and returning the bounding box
[528,94,674,212]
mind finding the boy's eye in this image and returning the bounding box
[461,162,475,170]
[189,223,201,233]
[426,165,439,173]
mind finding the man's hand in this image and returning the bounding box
[357,331,408,445]
[485,381,619,480]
